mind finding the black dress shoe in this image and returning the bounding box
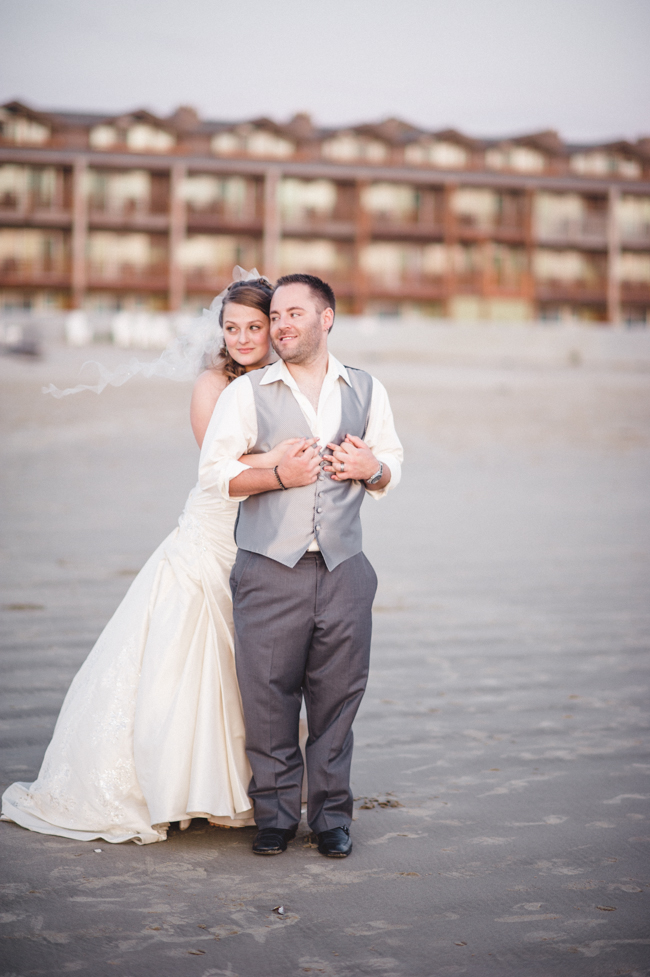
[317,825,352,858]
[252,827,296,855]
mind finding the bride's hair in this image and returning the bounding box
[214,278,274,382]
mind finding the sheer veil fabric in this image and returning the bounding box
[1,270,263,843]
[43,265,262,399]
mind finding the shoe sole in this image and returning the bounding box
[318,848,352,858]
[252,848,285,855]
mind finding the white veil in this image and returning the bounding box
[43,266,264,398]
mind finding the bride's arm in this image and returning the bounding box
[191,368,228,448]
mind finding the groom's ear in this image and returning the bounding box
[322,306,335,333]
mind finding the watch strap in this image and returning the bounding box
[366,462,383,485]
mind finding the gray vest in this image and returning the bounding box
[235,366,374,571]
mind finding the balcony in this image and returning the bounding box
[621,281,650,302]
[620,226,650,248]
[0,257,71,287]
[535,278,607,303]
[536,217,608,248]
[367,218,445,242]
[88,206,170,232]
[186,209,263,235]
[184,269,240,293]
[87,262,169,291]
[0,194,72,228]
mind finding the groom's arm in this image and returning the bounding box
[361,377,403,497]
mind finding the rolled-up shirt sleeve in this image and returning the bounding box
[364,377,403,499]
[198,374,257,501]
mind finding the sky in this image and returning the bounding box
[0,0,648,143]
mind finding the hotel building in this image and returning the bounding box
[1,100,649,322]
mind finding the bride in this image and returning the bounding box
[1,274,297,845]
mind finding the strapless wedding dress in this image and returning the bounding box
[1,478,254,844]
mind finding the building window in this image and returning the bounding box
[405,140,468,168]
[0,165,57,210]
[570,152,641,179]
[0,228,68,276]
[452,188,498,229]
[533,248,599,283]
[279,238,348,277]
[125,125,175,153]
[211,132,241,156]
[619,252,650,284]
[210,129,294,159]
[279,179,337,223]
[245,130,294,158]
[0,110,50,145]
[178,234,259,279]
[618,196,650,243]
[86,169,151,214]
[89,125,119,149]
[486,145,545,172]
[361,183,418,222]
[321,134,387,163]
[87,232,167,280]
[182,174,250,218]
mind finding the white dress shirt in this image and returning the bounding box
[199,353,403,548]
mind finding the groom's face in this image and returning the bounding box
[270,284,332,364]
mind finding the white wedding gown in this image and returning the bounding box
[1,458,254,844]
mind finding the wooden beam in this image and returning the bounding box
[442,183,457,316]
[70,158,88,309]
[262,167,281,282]
[352,180,371,314]
[607,186,621,324]
[168,163,187,311]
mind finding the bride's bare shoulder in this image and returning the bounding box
[192,364,228,399]
[190,367,229,448]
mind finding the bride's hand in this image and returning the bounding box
[241,438,315,469]
[264,438,317,468]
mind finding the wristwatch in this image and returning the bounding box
[366,462,383,485]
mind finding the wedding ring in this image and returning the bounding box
[340,462,345,472]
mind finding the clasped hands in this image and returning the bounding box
[271,435,379,488]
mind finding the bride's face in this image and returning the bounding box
[222,301,271,370]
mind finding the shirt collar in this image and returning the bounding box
[259,353,351,388]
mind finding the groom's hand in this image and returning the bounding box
[276,438,321,488]
[323,434,379,482]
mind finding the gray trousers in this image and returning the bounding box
[230,549,377,834]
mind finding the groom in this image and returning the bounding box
[208,274,402,857]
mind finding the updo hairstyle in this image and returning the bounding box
[212,278,274,382]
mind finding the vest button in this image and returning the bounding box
[315,524,321,531]
[316,507,322,513]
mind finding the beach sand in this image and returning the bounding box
[1,334,649,976]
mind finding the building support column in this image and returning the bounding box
[262,167,281,282]
[524,187,537,319]
[169,163,187,311]
[607,186,621,325]
[442,183,457,319]
[352,180,370,315]
[71,157,88,309]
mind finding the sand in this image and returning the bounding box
[1,332,649,976]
